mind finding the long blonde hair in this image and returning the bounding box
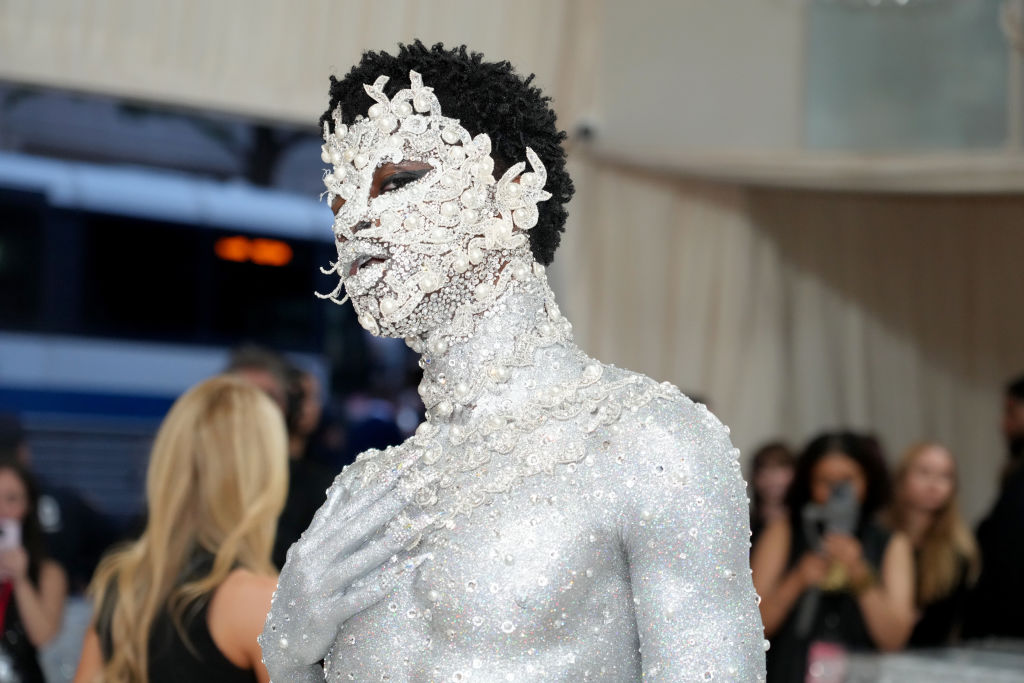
[89,375,288,682]
[889,442,979,606]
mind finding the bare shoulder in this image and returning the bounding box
[590,370,745,521]
[884,530,913,560]
[39,559,68,591]
[601,370,738,479]
[208,568,278,668]
[758,517,791,547]
[214,568,277,609]
[40,558,67,581]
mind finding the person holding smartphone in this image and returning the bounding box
[0,458,68,682]
[752,432,915,682]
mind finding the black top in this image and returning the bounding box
[38,483,118,594]
[909,552,971,648]
[97,553,255,683]
[0,578,45,683]
[273,458,335,568]
[765,520,891,683]
[962,465,1024,640]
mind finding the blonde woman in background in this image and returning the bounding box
[74,375,288,683]
[888,442,978,647]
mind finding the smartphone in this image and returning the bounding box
[0,519,21,551]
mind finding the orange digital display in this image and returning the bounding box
[214,236,293,266]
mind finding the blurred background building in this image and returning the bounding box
[0,0,1021,531]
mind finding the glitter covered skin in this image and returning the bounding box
[259,71,766,682]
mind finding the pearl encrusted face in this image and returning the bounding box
[318,70,552,340]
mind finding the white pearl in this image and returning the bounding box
[468,246,484,265]
[538,322,553,336]
[332,167,347,182]
[413,94,430,112]
[429,338,448,355]
[404,215,422,230]
[377,114,397,132]
[461,188,484,209]
[435,401,453,418]
[429,228,447,242]
[452,255,470,273]
[321,147,332,164]
[442,127,461,144]
[336,124,347,138]
[447,146,465,163]
[460,209,479,225]
[474,282,492,300]
[395,101,413,117]
[330,149,343,166]
[368,103,385,119]
[279,637,289,649]
[512,264,530,280]
[454,382,471,401]
[419,271,443,293]
[450,424,465,440]
[440,202,458,218]
[520,172,540,188]
[380,298,398,316]
[487,365,510,383]
[343,148,356,162]
[440,174,456,188]
[353,153,368,169]
[506,183,522,198]
[513,207,537,229]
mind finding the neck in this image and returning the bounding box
[410,259,581,425]
[902,507,933,546]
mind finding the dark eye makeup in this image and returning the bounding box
[380,168,432,193]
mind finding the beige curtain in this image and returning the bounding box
[0,0,589,125]
[552,158,1024,522]
[4,0,1021,520]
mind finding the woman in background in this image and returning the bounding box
[74,376,288,683]
[749,441,796,546]
[752,432,914,681]
[887,442,978,646]
[0,459,67,682]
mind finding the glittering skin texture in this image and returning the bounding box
[259,71,766,682]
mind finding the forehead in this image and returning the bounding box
[813,453,861,478]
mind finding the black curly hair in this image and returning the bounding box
[319,41,574,265]
[785,431,892,535]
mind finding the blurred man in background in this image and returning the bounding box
[0,414,116,681]
[962,374,1024,640]
[225,346,334,568]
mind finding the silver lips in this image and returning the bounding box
[338,242,389,278]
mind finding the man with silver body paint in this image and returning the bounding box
[260,50,766,682]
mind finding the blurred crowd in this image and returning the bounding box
[0,364,1021,681]
[749,374,1024,680]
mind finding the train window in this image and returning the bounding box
[207,227,323,350]
[79,214,202,340]
[0,191,45,328]
[76,212,326,351]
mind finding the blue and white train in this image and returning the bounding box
[0,151,337,521]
